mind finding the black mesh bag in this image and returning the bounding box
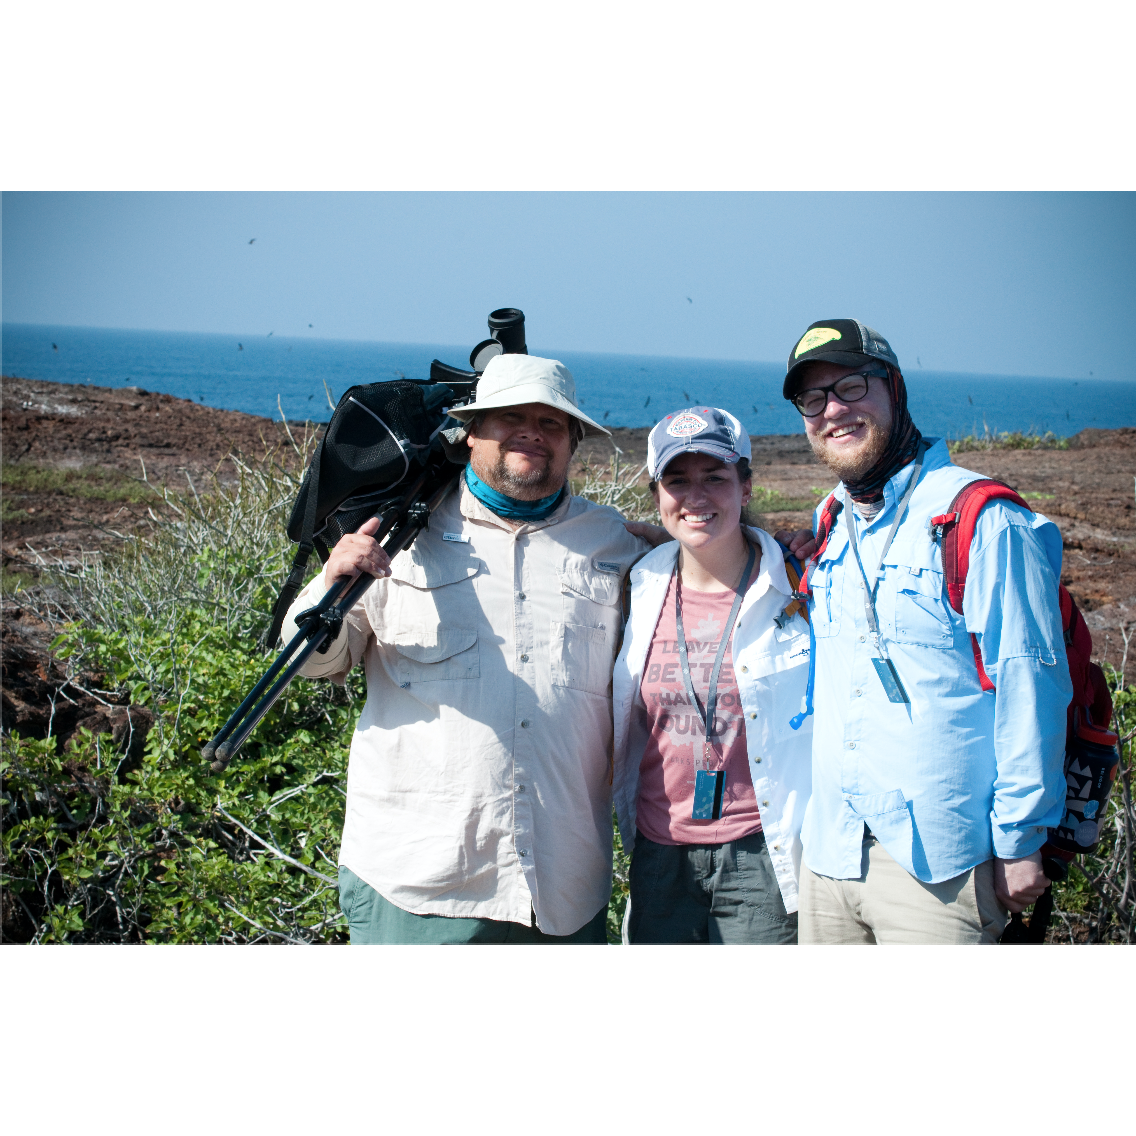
[263,379,452,648]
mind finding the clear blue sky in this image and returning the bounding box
[3,191,1133,380]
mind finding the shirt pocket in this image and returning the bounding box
[880,545,953,649]
[553,555,621,697]
[808,543,845,640]
[387,540,483,684]
[392,627,480,684]
[550,621,612,696]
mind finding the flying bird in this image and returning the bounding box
[968,395,973,405]
[249,238,256,245]
[687,297,693,304]
[603,411,610,420]
[267,331,273,337]
[644,396,651,408]
[52,343,58,351]
[308,323,313,328]
[917,356,922,367]
[682,390,690,400]
[238,343,243,351]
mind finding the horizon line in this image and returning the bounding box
[2,318,1128,385]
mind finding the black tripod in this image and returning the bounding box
[202,456,461,771]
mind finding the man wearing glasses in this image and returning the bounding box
[783,319,1069,944]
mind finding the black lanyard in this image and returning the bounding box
[674,539,757,747]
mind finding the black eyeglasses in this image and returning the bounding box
[791,367,889,417]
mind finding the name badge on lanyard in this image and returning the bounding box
[692,770,726,820]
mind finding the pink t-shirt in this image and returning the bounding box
[634,572,763,846]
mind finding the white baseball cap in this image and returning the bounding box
[446,354,610,438]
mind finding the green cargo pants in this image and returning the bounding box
[339,866,608,944]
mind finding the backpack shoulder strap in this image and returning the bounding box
[932,478,1031,613]
[815,493,843,558]
[931,479,1031,692]
[778,542,807,623]
[798,493,843,595]
[262,437,325,651]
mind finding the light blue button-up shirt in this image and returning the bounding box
[801,438,1071,883]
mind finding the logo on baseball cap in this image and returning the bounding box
[783,318,900,398]
[647,406,750,480]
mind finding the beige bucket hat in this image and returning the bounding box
[446,354,610,438]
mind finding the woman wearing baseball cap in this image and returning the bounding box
[611,406,814,943]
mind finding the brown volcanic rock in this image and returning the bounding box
[2,374,300,477]
[2,375,314,574]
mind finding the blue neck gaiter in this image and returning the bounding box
[464,464,566,521]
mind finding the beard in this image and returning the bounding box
[477,449,557,498]
[808,418,891,483]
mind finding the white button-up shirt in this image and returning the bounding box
[281,483,649,936]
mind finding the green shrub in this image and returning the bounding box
[750,486,825,513]
[948,428,1069,453]
[1,463,160,503]
[1,444,368,943]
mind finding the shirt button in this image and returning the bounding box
[518,592,527,601]
[859,634,866,643]
[847,741,856,749]
[520,719,530,728]
[749,712,757,720]
[762,799,769,806]
[854,688,862,697]
[519,653,529,662]
[773,844,780,851]
[740,665,748,673]
[519,850,529,858]
[754,756,762,763]
[518,784,526,793]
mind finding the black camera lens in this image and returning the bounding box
[487,308,527,355]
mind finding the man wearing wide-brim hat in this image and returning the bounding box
[280,353,656,942]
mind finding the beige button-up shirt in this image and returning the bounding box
[281,482,649,936]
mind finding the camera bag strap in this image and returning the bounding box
[261,439,323,650]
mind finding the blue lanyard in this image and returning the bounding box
[845,442,926,661]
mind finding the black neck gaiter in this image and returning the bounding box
[842,366,923,505]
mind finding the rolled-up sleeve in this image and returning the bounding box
[965,504,1071,859]
[278,573,375,684]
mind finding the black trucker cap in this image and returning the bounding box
[783,319,900,398]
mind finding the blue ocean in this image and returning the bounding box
[4,323,1133,439]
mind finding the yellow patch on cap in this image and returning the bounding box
[795,327,842,358]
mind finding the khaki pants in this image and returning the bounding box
[799,834,1008,945]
